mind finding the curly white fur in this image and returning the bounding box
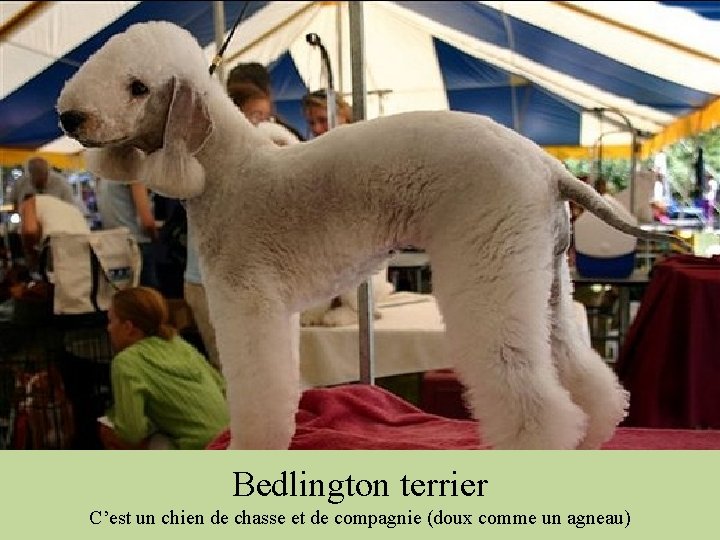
[57,21,657,450]
[255,121,300,147]
[254,120,395,327]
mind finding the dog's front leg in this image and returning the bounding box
[206,283,300,450]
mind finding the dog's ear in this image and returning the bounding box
[164,76,213,154]
[85,147,144,182]
[138,77,212,199]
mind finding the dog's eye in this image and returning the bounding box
[129,80,149,97]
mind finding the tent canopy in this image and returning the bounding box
[2,1,720,168]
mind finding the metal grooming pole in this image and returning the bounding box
[306,3,374,385]
[348,1,375,385]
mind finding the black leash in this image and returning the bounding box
[209,2,250,76]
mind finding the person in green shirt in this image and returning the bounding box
[100,286,229,449]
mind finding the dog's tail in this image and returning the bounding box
[557,169,692,253]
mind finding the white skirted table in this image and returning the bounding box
[300,293,446,387]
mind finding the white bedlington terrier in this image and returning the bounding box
[57,22,680,450]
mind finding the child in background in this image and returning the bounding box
[100,287,228,449]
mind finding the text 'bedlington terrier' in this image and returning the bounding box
[57,22,677,449]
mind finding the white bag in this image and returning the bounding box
[44,227,141,314]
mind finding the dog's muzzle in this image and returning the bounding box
[59,110,87,135]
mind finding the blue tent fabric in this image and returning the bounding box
[268,52,312,140]
[661,1,720,20]
[435,38,581,146]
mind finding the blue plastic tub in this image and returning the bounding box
[575,252,636,279]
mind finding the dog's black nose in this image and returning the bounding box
[59,110,87,134]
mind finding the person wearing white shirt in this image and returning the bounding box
[19,193,90,266]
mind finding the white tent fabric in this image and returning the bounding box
[490,1,720,92]
[1,2,139,98]
[218,2,450,116]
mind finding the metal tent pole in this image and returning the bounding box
[336,1,345,95]
[630,130,638,214]
[348,1,375,385]
[593,108,637,214]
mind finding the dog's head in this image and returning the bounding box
[57,22,213,198]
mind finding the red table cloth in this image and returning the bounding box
[616,254,720,429]
[208,384,720,450]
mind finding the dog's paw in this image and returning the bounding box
[300,304,331,327]
[486,394,587,450]
[576,387,629,449]
[322,306,359,327]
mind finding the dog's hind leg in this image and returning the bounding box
[206,280,301,450]
[429,242,587,449]
[549,255,629,449]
